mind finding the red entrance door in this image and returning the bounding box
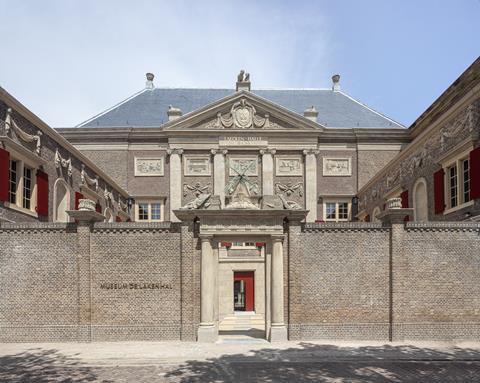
[233,271,254,312]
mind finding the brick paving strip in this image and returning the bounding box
[1,341,480,382]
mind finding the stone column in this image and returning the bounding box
[270,234,288,342]
[198,234,217,342]
[261,149,276,195]
[212,149,227,208]
[168,148,183,222]
[304,149,319,222]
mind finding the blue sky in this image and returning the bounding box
[0,0,478,127]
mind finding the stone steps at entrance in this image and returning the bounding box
[217,312,267,344]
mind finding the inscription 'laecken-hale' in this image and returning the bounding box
[99,282,173,290]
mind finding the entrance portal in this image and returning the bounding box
[233,271,254,312]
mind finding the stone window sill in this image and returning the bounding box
[444,200,474,215]
[4,202,38,218]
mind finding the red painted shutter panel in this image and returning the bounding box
[74,192,84,210]
[365,214,370,222]
[36,170,49,217]
[434,169,445,214]
[0,148,9,202]
[470,147,480,200]
[400,190,409,208]
[115,216,122,222]
[95,202,102,213]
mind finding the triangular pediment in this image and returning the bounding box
[163,91,325,132]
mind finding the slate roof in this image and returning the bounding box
[77,88,404,129]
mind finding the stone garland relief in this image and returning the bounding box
[134,157,164,177]
[362,102,480,207]
[275,156,302,176]
[323,158,352,176]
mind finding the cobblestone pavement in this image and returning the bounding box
[1,341,480,382]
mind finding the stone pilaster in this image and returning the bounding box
[212,149,227,207]
[270,234,288,342]
[260,148,276,195]
[168,148,183,222]
[66,209,104,342]
[303,149,319,222]
[198,234,217,342]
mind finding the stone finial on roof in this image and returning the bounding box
[145,73,155,89]
[332,74,340,91]
[236,70,251,92]
[304,106,318,122]
[167,105,182,121]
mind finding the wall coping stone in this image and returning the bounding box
[0,222,76,233]
[405,221,480,232]
[93,221,177,233]
[303,222,388,232]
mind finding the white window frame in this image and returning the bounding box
[135,200,165,222]
[5,150,38,218]
[323,199,351,222]
[230,241,257,249]
[442,147,474,215]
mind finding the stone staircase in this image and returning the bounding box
[217,312,267,343]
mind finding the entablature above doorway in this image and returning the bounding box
[174,209,307,236]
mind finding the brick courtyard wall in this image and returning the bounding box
[296,223,391,340]
[392,222,480,341]
[0,221,190,342]
[292,221,480,341]
[0,223,81,342]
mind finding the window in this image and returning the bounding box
[135,200,165,222]
[231,241,256,249]
[9,160,17,204]
[444,154,472,211]
[6,156,37,215]
[462,159,470,203]
[323,200,351,222]
[23,166,32,209]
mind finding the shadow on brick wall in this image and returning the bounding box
[165,342,480,382]
[0,349,103,383]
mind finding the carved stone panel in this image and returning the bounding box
[184,156,211,176]
[323,158,352,176]
[228,156,258,176]
[275,156,302,176]
[134,157,164,176]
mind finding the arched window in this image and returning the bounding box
[104,208,114,223]
[413,178,428,221]
[53,178,70,222]
[371,206,381,222]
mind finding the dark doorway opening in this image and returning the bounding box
[234,271,254,312]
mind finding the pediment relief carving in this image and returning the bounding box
[198,99,290,130]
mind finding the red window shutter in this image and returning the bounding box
[400,190,409,208]
[470,147,480,200]
[74,192,84,210]
[115,216,122,222]
[95,202,102,213]
[36,170,49,217]
[365,214,370,222]
[434,169,445,214]
[0,148,9,202]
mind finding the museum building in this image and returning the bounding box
[0,58,479,343]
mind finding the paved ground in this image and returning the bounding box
[1,340,480,382]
